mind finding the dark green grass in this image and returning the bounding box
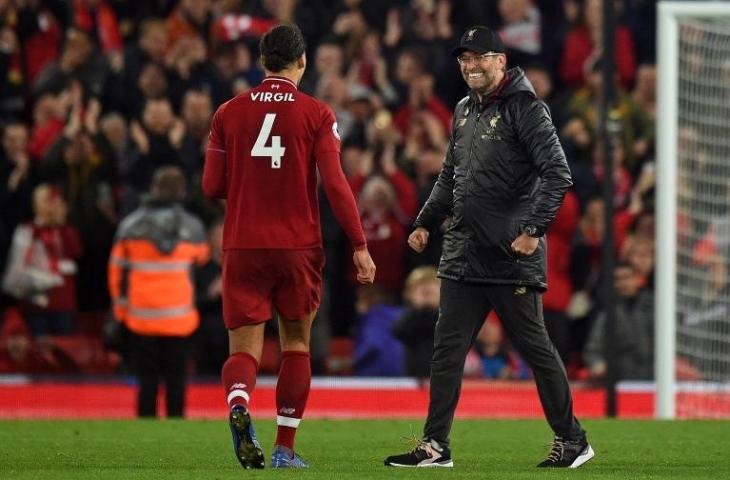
[1,419,728,479]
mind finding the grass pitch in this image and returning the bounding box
[1,419,728,479]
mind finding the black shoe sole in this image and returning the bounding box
[230,409,265,469]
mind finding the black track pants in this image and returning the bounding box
[423,279,584,445]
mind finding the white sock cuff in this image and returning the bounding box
[276,415,301,428]
[227,389,250,406]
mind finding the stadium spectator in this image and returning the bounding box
[559,0,637,89]
[543,190,580,364]
[119,97,184,214]
[108,165,209,417]
[2,0,62,92]
[0,308,78,374]
[300,41,345,95]
[40,90,116,313]
[495,0,546,68]
[1,123,36,274]
[564,56,653,172]
[524,63,571,130]
[33,28,110,99]
[27,92,68,161]
[193,217,227,375]
[393,73,451,140]
[631,63,657,121]
[353,284,405,377]
[474,313,530,380]
[166,0,213,48]
[583,262,654,380]
[4,184,81,337]
[346,30,398,105]
[178,89,212,176]
[348,140,417,297]
[392,266,440,379]
[315,73,355,142]
[71,0,124,55]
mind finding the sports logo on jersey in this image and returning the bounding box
[332,121,341,140]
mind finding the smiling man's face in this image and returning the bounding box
[458,51,506,94]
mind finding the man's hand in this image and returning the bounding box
[353,248,376,284]
[511,232,539,256]
[408,227,429,253]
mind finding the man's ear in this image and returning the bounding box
[498,53,507,69]
[297,53,306,70]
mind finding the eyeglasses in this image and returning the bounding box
[456,52,502,66]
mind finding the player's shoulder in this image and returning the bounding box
[295,89,332,117]
[212,93,242,119]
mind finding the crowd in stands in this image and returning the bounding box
[0,0,698,384]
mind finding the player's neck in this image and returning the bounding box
[264,69,301,88]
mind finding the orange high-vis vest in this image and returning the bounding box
[108,201,209,337]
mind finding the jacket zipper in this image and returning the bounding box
[460,104,482,279]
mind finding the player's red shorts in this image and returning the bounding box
[222,248,325,329]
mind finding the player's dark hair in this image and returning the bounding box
[259,24,306,72]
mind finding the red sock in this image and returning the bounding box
[222,352,258,410]
[275,351,311,450]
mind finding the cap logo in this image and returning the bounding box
[466,29,477,41]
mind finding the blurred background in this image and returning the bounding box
[0,0,683,419]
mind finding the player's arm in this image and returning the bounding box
[318,149,375,284]
[202,107,227,199]
[315,108,374,283]
[317,148,366,250]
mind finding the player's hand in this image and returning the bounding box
[408,227,429,253]
[511,233,539,256]
[353,248,376,284]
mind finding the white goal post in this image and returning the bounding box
[656,1,730,419]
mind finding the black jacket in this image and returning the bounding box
[414,67,572,289]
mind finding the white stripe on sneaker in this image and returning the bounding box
[276,415,301,428]
[227,389,249,405]
[388,460,453,468]
[569,444,595,469]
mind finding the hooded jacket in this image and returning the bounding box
[108,198,209,336]
[414,67,572,289]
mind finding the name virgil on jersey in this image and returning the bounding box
[251,91,295,102]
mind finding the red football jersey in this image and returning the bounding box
[203,76,366,250]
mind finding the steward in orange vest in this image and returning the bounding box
[108,166,209,417]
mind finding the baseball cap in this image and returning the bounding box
[451,26,505,57]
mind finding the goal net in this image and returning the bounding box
[657,2,730,418]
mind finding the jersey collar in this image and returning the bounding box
[262,76,299,90]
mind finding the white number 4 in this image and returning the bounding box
[251,113,285,168]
